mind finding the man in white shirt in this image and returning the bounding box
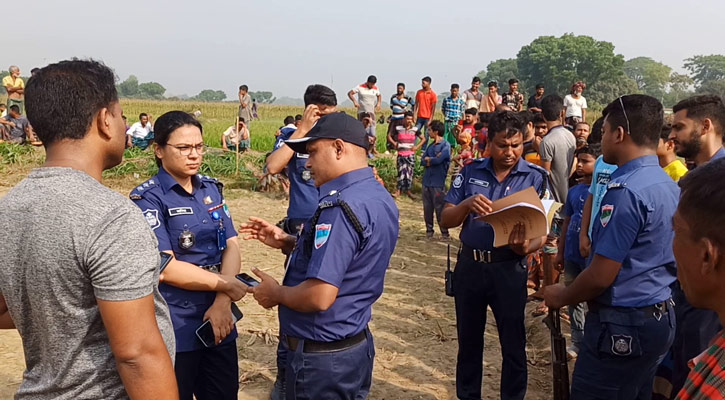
[348,75,382,124]
[126,113,154,149]
[463,77,484,110]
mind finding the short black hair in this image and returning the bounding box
[508,79,519,85]
[575,143,602,159]
[474,122,485,131]
[30,68,39,74]
[303,84,337,107]
[153,111,203,167]
[25,59,118,146]
[478,112,493,124]
[518,110,534,124]
[9,105,20,113]
[661,123,673,140]
[602,94,664,148]
[487,81,498,88]
[294,114,302,120]
[367,75,377,84]
[397,82,405,88]
[464,107,477,116]
[472,77,481,84]
[536,83,545,90]
[139,113,148,120]
[541,95,564,122]
[588,117,605,144]
[531,112,547,125]
[678,158,725,246]
[422,76,432,83]
[451,83,460,90]
[239,85,248,91]
[404,111,414,118]
[488,111,525,142]
[429,120,444,135]
[672,95,725,137]
[283,116,294,125]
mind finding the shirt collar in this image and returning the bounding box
[284,123,297,130]
[612,155,659,178]
[319,167,374,199]
[157,166,202,194]
[711,147,725,161]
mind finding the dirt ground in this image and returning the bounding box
[0,178,574,399]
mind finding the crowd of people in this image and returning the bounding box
[1,57,725,400]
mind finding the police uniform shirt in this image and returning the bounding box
[589,155,679,307]
[712,147,725,161]
[279,167,399,342]
[130,167,238,352]
[273,128,318,220]
[445,157,548,250]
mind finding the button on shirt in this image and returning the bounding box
[421,140,451,187]
[589,155,679,307]
[279,167,399,341]
[126,121,153,139]
[274,127,318,220]
[445,158,548,250]
[131,167,239,352]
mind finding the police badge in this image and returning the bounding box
[611,335,633,356]
[301,170,312,181]
[179,229,195,250]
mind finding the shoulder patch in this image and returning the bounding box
[452,174,464,189]
[130,193,142,200]
[314,224,332,249]
[142,209,161,230]
[600,204,614,227]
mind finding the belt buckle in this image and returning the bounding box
[474,249,492,263]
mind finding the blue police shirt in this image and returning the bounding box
[711,147,725,161]
[421,140,451,187]
[563,184,589,266]
[279,167,399,341]
[589,155,679,307]
[445,157,549,250]
[273,128,318,221]
[130,167,239,352]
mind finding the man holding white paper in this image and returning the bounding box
[441,110,549,400]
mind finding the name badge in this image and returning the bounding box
[296,153,309,159]
[169,207,194,217]
[468,178,490,188]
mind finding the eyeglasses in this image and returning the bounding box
[167,143,207,156]
[618,97,631,135]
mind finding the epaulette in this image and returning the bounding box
[607,182,626,190]
[129,178,158,200]
[200,174,224,197]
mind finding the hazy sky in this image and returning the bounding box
[10,0,725,100]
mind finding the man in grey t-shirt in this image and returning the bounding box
[0,60,178,399]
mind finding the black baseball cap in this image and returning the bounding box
[285,112,369,154]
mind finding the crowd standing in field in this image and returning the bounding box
[1,57,725,400]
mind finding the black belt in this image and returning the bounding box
[286,329,367,353]
[200,264,221,273]
[460,244,521,264]
[587,299,674,318]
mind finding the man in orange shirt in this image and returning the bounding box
[414,76,437,151]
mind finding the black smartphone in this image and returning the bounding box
[195,303,243,348]
[159,252,173,273]
[236,272,260,287]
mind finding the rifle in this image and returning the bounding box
[543,308,570,400]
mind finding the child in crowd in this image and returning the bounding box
[361,112,378,157]
[391,111,424,198]
[557,143,600,360]
[657,123,688,182]
[452,131,474,175]
[421,120,451,240]
[475,112,491,157]
[458,108,477,141]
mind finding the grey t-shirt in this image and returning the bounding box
[540,125,576,209]
[2,114,29,140]
[0,168,175,400]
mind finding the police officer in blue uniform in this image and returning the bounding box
[441,111,549,400]
[130,111,248,400]
[266,84,338,234]
[240,112,399,399]
[545,95,679,399]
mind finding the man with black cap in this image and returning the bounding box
[240,112,399,399]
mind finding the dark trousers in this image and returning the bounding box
[570,304,675,399]
[174,341,239,400]
[453,254,528,400]
[422,185,449,236]
[283,328,375,400]
[671,281,722,395]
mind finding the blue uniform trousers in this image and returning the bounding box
[571,303,675,399]
[671,281,722,395]
[174,341,239,400]
[281,328,375,400]
[453,254,528,400]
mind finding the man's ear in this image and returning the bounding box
[96,107,112,140]
[702,118,714,136]
[701,237,721,277]
[615,126,627,144]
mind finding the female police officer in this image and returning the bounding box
[130,111,247,400]
[441,110,549,400]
